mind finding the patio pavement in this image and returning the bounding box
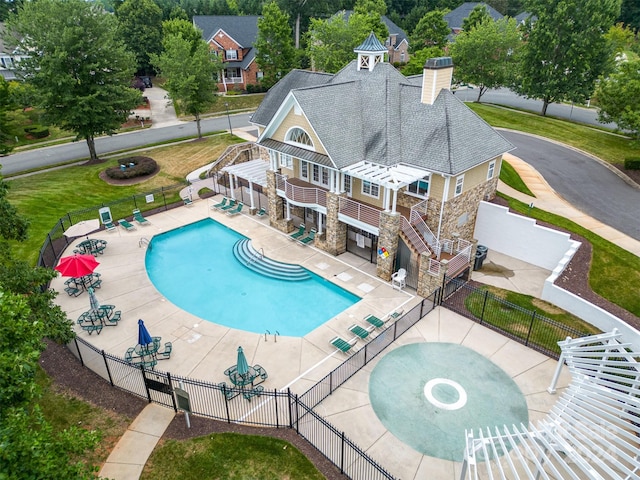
[53,199,568,480]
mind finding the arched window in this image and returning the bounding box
[285,127,314,149]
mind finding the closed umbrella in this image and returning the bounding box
[55,254,99,278]
[236,346,249,377]
[88,287,101,315]
[138,319,153,348]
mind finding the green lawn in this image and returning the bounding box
[467,102,640,166]
[141,433,325,480]
[497,192,640,317]
[499,160,535,196]
[464,286,601,354]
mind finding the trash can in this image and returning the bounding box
[473,245,488,271]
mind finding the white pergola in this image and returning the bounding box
[341,161,430,212]
[220,159,269,210]
[461,329,640,479]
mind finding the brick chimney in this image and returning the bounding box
[421,57,453,105]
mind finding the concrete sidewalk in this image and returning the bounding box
[499,153,640,258]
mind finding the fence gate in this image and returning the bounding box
[441,267,471,301]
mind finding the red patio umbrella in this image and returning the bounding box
[55,254,100,278]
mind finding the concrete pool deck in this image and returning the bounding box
[53,200,418,390]
[53,199,570,480]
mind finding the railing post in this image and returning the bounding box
[275,388,280,428]
[340,431,345,474]
[75,338,84,367]
[480,290,489,324]
[288,388,294,429]
[141,366,152,403]
[525,311,537,346]
[102,349,114,386]
[167,372,178,412]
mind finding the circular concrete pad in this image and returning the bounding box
[369,343,528,461]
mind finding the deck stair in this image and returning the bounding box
[232,239,311,281]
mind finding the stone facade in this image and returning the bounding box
[417,254,447,297]
[324,192,347,256]
[376,211,401,281]
[266,170,291,232]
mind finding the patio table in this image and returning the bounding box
[226,365,259,388]
[135,336,161,360]
[75,239,107,256]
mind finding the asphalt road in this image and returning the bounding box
[457,87,620,130]
[2,100,637,241]
[0,113,253,176]
[501,130,640,241]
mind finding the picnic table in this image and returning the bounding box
[78,305,121,327]
[224,364,268,388]
[74,238,107,256]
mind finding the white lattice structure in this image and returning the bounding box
[461,330,640,479]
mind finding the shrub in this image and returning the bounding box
[24,124,50,138]
[246,84,268,94]
[105,156,158,180]
[624,158,640,170]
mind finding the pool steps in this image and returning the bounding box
[233,239,311,281]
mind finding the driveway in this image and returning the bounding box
[500,130,640,242]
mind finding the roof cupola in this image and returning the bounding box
[354,32,387,72]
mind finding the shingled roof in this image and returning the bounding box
[253,60,513,176]
[193,16,259,69]
[444,2,504,31]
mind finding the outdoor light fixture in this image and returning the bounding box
[225,102,233,136]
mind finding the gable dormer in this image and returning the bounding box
[354,32,387,72]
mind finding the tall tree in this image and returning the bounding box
[0,169,95,478]
[152,32,220,138]
[461,4,492,32]
[618,0,640,31]
[450,17,521,101]
[255,2,297,88]
[596,59,640,140]
[306,15,356,73]
[410,9,450,52]
[162,17,203,51]
[117,0,164,74]
[277,0,332,49]
[0,78,13,155]
[516,0,621,115]
[7,0,141,162]
[401,46,445,75]
[349,0,388,43]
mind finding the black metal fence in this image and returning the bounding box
[441,276,587,358]
[38,182,190,269]
[65,291,440,480]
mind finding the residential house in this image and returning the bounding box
[0,23,28,81]
[444,2,504,35]
[341,11,410,64]
[244,33,513,296]
[193,15,262,92]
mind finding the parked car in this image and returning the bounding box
[140,76,153,88]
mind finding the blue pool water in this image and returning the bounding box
[145,219,360,336]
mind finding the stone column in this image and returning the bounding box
[324,192,347,255]
[376,211,400,281]
[417,255,448,298]
[266,170,291,233]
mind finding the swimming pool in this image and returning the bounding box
[145,219,360,336]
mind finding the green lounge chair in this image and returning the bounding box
[364,314,385,329]
[256,207,267,217]
[219,198,237,211]
[330,336,357,354]
[298,228,316,245]
[289,224,306,241]
[226,202,243,216]
[183,197,193,206]
[132,209,150,226]
[211,197,228,210]
[118,219,137,231]
[388,309,404,322]
[99,207,117,232]
[349,323,375,341]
